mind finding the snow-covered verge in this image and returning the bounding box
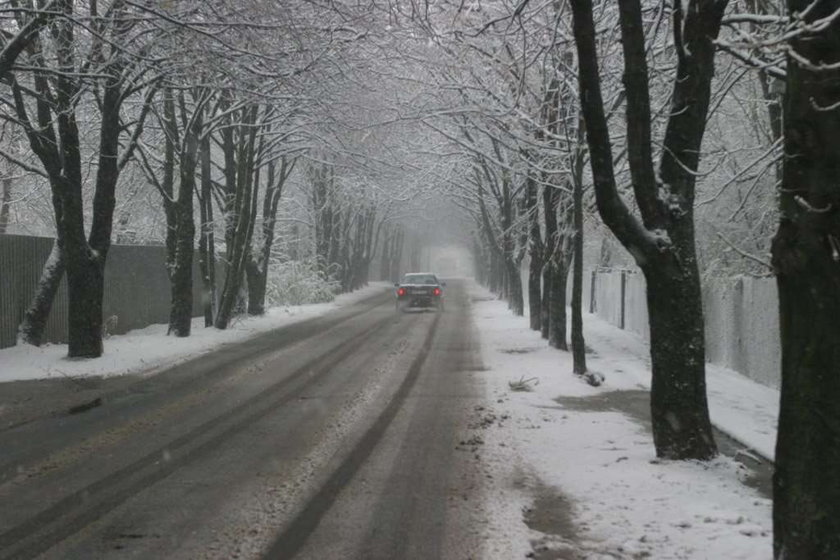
[0,283,389,384]
[470,281,773,559]
[573,299,779,462]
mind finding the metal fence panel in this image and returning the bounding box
[0,234,214,350]
[589,267,781,388]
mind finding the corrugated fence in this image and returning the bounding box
[0,234,208,349]
[588,268,781,389]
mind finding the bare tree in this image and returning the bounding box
[9,0,157,356]
[569,0,726,459]
[246,154,297,315]
[0,0,60,80]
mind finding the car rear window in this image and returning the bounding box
[403,274,437,285]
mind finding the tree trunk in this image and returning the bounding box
[18,240,64,346]
[0,174,10,234]
[570,0,721,460]
[168,202,194,338]
[198,132,216,327]
[245,257,267,315]
[506,257,524,315]
[571,146,587,374]
[390,229,403,281]
[541,179,560,339]
[540,264,551,339]
[167,93,201,337]
[771,0,840,555]
[549,197,573,350]
[548,254,570,350]
[528,251,542,331]
[643,251,715,459]
[65,249,105,358]
[526,171,543,330]
[215,105,259,329]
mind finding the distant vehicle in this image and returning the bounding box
[394,272,445,312]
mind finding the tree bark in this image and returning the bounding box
[548,244,571,351]
[10,0,152,357]
[0,174,10,234]
[771,0,840,555]
[549,200,573,350]
[247,156,294,315]
[540,182,558,340]
[17,240,64,346]
[166,91,200,337]
[527,173,543,331]
[215,105,259,329]
[571,143,587,375]
[198,129,216,327]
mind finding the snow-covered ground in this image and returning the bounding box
[471,280,775,559]
[0,283,388,384]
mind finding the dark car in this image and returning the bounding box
[395,272,445,312]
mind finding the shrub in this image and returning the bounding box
[266,258,338,306]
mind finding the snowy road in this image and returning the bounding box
[0,280,487,559]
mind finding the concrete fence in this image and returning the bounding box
[0,234,209,350]
[588,268,781,388]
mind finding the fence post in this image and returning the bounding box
[589,270,597,313]
[620,270,626,330]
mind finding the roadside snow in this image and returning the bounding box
[580,306,779,462]
[0,284,388,384]
[471,281,773,559]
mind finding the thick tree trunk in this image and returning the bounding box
[18,240,65,346]
[168,213,194,337]
[643,253,715,459]
[771,1,840,555]
[66,250,105,358]
[167,96,199,337]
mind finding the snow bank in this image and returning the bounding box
[471,280,773,559]
[0,284,389,384]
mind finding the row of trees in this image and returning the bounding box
[400,0,838,557]
[0,1,410,357]
[2,0,838,555]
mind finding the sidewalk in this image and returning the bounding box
[469,283,773,559]
[580,310,779,462]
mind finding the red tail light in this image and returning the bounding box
[397,287,406,296]
[433,287,441,296]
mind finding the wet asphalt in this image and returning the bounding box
[0,281,487,560]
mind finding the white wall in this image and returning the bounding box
[589,269,781,388]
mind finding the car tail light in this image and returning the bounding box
[433,287,441,296]
[397,287,406,296]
